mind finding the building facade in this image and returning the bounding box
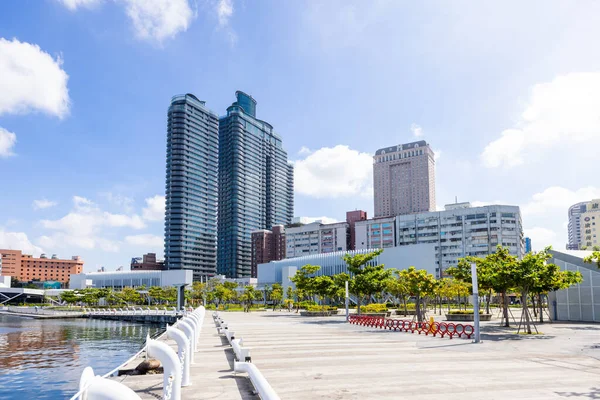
[286,221,349,258]
[548,250,599,322]
[218,91,294,278]
[373,140,436,218]
[355,216,397,250]
[346,210,367,250]
[257,245,437,294]
[567,201,588,250]
[164,94,219,281]
[251,225,286,278]
[395,203,524,276]
[579,199,600,249]
[0,250,83,286]
[69,269,192,290]
[131,253,165,271]
[525,237,532,253]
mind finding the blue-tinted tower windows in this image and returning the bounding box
[218,91,294,278]
[164,94,219,280]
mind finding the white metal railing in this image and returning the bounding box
[214,312,278,399]
[84,306,188,317]
[7,306,84,316]
[70,306,205,400]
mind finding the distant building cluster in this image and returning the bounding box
[130,253,164,271]
[0,250,83,286]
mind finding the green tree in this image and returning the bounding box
[148,286,164,304]
[386,272,410,315]
[399,267,437,322]
[331,273,350,305]
[290,264,321,301]
[343,249,390,314]
[239,285,257,312]
[270,283,284,310]
[584,251,600,268]
[118,287,142,305]
[60,290,79,307]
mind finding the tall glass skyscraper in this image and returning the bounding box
[164,94,219,280]
[218,91,294,277]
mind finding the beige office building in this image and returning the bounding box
[373,140,436,218]
[579,199,600,249]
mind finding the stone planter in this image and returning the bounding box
[300,311,333,317]
[445,313,492,322]
[361,312,391,317]
[394,310,417,316]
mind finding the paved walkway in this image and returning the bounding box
[116,311,600,399]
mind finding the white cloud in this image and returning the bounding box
[481,72,600,168]
[0,38,70,118]
[102,192,134,212]
[0,230,44,255]
[125,234,163,248]
[124,0,195,42]
[142,195,165,222]
[298,146,312,155]
[433,148,442,161]
[217,0,233,26]
[521,186,600,217]
[294,145,373,198]
[293,216,339,225]
[410,123,423,137]
[57,0,100,10]
[0,127,16,158]
[33,199,58,210]
[524,227,557,252]
[39,195,146,252]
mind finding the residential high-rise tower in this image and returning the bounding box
[218,91,294,277]
[164,94,219,280]
[373,140,436,217]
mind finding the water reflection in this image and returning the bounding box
[0,314,161,399]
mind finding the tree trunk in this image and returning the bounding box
[415,295,422,322]
[485,290,491,315]
[357,296,362,315]
[539,294,544,323]
[403,297,408,316]
[522,292,532,334]
[502,290,510,327]
[531,294,537,317]
[447,297,450,312]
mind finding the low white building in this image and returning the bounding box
[258,245,436,294]
[69,269,193,289]
[286,221,349,258]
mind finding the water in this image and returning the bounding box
[0,314,161,399]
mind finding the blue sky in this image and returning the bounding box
[1,0,600,272]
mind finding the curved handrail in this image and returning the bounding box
[234,361,280,400]
[166,325,190,387]
[147,336,181,400]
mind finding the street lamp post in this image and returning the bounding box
[471,262,481,343]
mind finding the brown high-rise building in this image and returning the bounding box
[251,225,286,277]
[373,140,436,217]
[346,210,367,250]
[0,249,83,286]
[130,253,165,271]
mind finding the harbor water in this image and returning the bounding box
[0,314,161,399]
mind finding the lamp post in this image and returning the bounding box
[471,262,481,343]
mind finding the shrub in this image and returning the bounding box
[447,310,484,315]
[361,303,388,313]
[306,305,330,312]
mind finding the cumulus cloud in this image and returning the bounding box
[0,38,70,118]
[38,195,146,252]
[298,146,311,155]
[0,127,16,158]
[521,186,600,217]
[293,216,339,225]
[294,145,373,198]
[125,233,163,248]
[33,199,58,210]
[102,192,134,212]
[524,227,558,252]
[410,123,423,137]
[0,230,44,255]
[142,195,165,221]
[124,0,195,42]
[481,72,600,168]
[57,0,100,10]
[217,0,233,26]
[57,0,195,43]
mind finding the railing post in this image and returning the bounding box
[177,320,196,363]
[147,336,181,400]
[166,325,191,387]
